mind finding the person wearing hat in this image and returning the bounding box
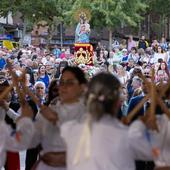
[121,49,128,64]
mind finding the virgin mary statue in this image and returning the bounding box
[75,12,90,43]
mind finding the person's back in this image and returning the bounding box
[62,115,135,170]
[61,72,152,170]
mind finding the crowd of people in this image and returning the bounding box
[0,34,170,170]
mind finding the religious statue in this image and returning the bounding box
[75,12,90,43]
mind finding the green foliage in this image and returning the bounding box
[148,0,170,17]
[67,0,147,29]
[0,0,74,42]
[0,0,72,26]
[0,27,5,34]
[1,0,169,41]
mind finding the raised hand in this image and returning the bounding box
[0,100,9,111]
[16,102,34,123]
[40,105,58,125]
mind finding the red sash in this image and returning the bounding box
[6,152,20,170]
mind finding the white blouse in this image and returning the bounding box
[29,98,86,170]
[61,115,152,170]
[0,118,34,168]
[154,53,167,63]
[0,107,19,122]
[131,114,170,167]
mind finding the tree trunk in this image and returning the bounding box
[160,15,164,37]
[47,23,54,49]
[138,22,141,38]
[21,17,27,46]
[108,28,112,52]
[165,17,168,39]
[163,15,166,38]
[147,14,151,40]
[167,17,170,40]
[60,23,63,48]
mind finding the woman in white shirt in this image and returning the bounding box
[0,102,35,169]
[154,46,168,63]
[61,72,152,170]
[131,113,170,170]
[116,64,130,86]
[28,66,87,170]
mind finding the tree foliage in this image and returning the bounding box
[148,0,170,17]
[1,0,169,43]
[66,0,147,50]
[0,0,73,44]
[0,0,72,22]
[67,0,147,29]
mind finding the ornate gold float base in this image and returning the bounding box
[74,43,93,65]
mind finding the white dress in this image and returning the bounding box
[0,107,19,121]
[118,73,130,85]
[154,53,167,63]
[29,98,86,170]
[61,115,152,170]
[131,114,170,167]
[0,118,34,168]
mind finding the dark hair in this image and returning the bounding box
[32,55,37,60]
[156,46,164,53]
[157,61,170,78]
[59,61,68,68]
[0,80,10,87]
[131,47,137,53]
[38,65,47,75]
[158,58,163,63]
[86,72,120,120]
[46,79,59,105]
[25,67,35,85]
[62,66,87,85]
[131,68,142,78]
[55,61,68,79]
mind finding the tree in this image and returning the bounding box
[148,0,170,17]
[0,0,73,45]
[147,0,170,38]
[67,0,147,50]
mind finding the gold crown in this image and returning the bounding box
[74,8,91,22]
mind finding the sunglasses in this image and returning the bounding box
[36,86,44,89]
[59,79,78,87]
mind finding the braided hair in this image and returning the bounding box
[86,72,121,120]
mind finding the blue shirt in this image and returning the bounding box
[0,58,6,70]
[53,48,61,58]
[37,74,49,89]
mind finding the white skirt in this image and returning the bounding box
[36,161,66,170]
